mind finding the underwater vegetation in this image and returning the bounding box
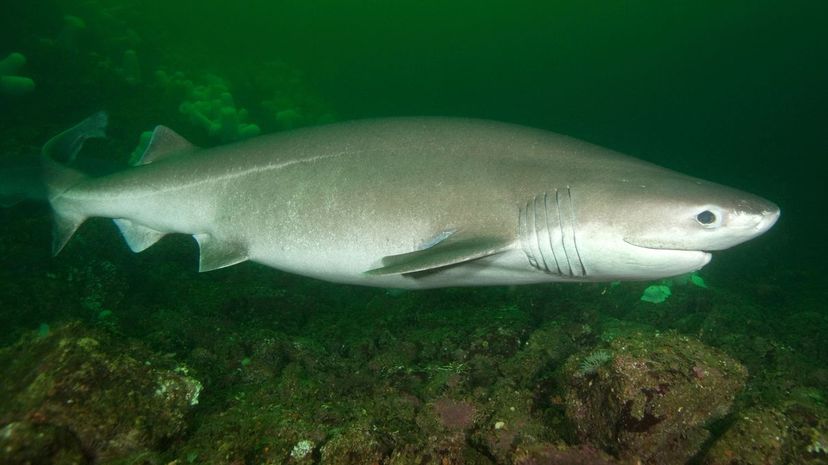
[0,52,35,97]
[157,70,262,143]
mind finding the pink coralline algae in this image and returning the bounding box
[433,398,477,431]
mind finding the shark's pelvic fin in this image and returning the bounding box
[133,126,197,166]
[113,218,167,252]
[52,209,86,256]
[366,235,512,276]
[194,234,248,272]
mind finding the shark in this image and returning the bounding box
[10,113,779,289]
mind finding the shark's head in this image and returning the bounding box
[556,171,780,281]
[619,175,780,251]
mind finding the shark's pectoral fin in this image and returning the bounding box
[114,219,167,252]
[194,234,248,272]
[366,236,512,276]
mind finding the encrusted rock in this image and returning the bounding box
[0,421,88,465]
[319,424,390,465]
[702,397,828,465]
[0,323,201,462]
[565,331,747,465]
[702,406,789,465]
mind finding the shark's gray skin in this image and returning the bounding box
[42,116,779,289]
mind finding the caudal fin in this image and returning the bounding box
[1,112,108,255]
[1,112,107,209]
[41,111,108,163]
[44,112,110,255]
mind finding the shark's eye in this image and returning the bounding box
[696,210,716,225]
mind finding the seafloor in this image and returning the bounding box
[0,195,825,464]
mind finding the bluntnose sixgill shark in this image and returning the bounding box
[17,112,780,289]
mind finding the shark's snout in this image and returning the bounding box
[727,196,780,239]
[755,206,780,233]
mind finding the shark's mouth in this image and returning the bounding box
[623,236,709,252]
[623,238,713,263]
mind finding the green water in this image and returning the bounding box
[0,1,826,464]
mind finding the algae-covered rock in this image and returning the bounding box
[0,322,201,463]
[564,331,747,465]
[468,385,548,464]
[785,398,828,465]
[513,443,620,465]
[0,421,88,465]
[702,397,828,465]
[319,424,390,465]
[702,406,790,465]
[387,441,494,465]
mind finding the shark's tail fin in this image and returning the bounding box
[44,112,109,255]
[0,112,108,254]
[41,111,108,164]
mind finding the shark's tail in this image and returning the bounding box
[0,112,108,254]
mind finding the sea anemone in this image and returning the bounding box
[578,350,612,376]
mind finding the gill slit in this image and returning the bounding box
[521,199,538,270]
[555,189,574,276]
[518,188,586,277]
[566,186,586,276]
[543,192,562,275]
[533,194,551,273]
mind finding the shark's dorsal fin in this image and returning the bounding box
[113,218,166,252]
[194,234,248,272]
[365,235,512,276]
[133,126,197,166]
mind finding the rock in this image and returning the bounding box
[702,406,789,465]
[514,443,621,465]
[702,396,828,465]
[432,398,477,431]
[565,332,747,465]
[0,421,88,465]
[469,386,547,464]
[319,425,390,465]
[0,323,201,463]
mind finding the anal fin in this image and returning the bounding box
[194,234,248,272]
[366,236,512,276]
[113,219,166,252]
